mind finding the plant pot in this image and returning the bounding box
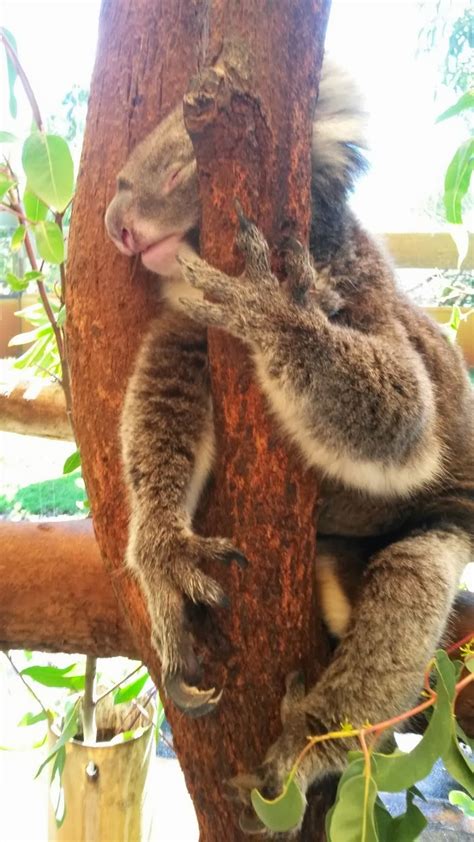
[424,306,474,368]
[48,701,155,842]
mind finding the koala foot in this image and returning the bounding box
[226,673,312,833]
[129,525,247,717]
[226,672,349,833]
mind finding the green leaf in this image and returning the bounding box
[328,766,378,842]
[442,735,474,796]
[22,133,74,213]
[373,797,395,841]
[23,186,48,222]
[5,272,29,293]
[0,131,17,143]
[390,789,427,841]
[63,450,81,475]
[449,790,474,818]
[34,220,64,264]
[114,671,149,705]
[465,655,474,674]
[0,28,18,118]
[0,171,16,200]
[251,777,306,834]
[21,664,85,692]
[17,710,50,727]
[436,91,474,123]
[24,270,45,283]
[372,651,456,792]
[443,139,474,225]
[35,700,79,778]
[49,744,66,827]
[11,224,26,251]
[9,324,53,346]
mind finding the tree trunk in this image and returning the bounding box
[66,1,332,839]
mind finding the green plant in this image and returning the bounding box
[251,640,474,838]
[2,651,164,827]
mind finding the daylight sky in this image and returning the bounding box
[1,0,468,230]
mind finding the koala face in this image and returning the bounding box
[105,105,200,277]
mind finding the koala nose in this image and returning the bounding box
[121,227,136,252]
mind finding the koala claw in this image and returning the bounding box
[164,672,223,718]
[239,808,266,835]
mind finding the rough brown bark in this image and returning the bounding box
[0,520,136,658]
[66,2,332,839]
[0,375,71,440]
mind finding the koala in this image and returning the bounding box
[106,60,474,831]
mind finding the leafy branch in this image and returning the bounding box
[251,640,474,837]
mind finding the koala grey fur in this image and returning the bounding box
[106,59,473,830]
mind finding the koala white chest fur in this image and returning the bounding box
[106,57,474,829]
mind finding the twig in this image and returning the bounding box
[82,655,97,744]
[2,651,50,720]
[0,33,44,131]
[95,663,144,706]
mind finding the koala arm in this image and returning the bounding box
[121,309,244,715]
[178,216,441,499]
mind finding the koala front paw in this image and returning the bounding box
[128,526,247,717]
[177,205,285,344]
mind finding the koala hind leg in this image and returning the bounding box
[228,525,471,830]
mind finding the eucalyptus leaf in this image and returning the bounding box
[436,91,474,123]
[63,450,81,475]
[22,664,85,692]
[9,325,52,346]
[390,789,427,841]
[442,735,474,796]
[34,220,64,264]
[22,133,74,212]
[0,130,17,143]
[18,710,50,727]
[5,272,29,293]
[250,777,306,833]
[328,769,378,842]
[449,790,474,818]
[0,28,18,118]
[443,139,474,224]
[0,171,16,200]
[50,744,67,828]
[23,186,48,222]
[11,224,26,251]
[372,651,455,792]
[114,671,149,705]
[35,701,79,778]
[24,270,45,282]
[373,797,395,841]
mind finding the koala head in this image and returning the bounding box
[105,105,200,277]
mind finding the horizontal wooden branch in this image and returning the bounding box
[1,518,472,735]
[0,520,137,658]
[0,374,72,440]
[385,232,474,270]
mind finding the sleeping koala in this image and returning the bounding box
[106,59,473,831]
